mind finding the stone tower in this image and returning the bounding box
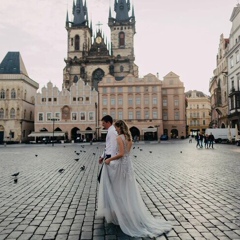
[108,0,138,80]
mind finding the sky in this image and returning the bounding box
[0,0,238,95]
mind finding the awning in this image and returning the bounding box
[142,128,157,133]
[28,132,65,137]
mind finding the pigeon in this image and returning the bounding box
[58,169,65,173]
[149,151,152,153]
[12,172,19,177]
[180,151,182,153]
[74,151,76,153]
[93,153,96,155]
[80,165,85,171]
[74,158,79,161]
[140,149,142,151]
[35,154,38,157]
[83,151,86,153]
[76,153,80,155]
[80,150,82,152]
[96,147,98,149]
[133,147,135,149]
[14,178,18,183]
[133,155,137,158]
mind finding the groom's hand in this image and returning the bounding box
[99,157,103,164]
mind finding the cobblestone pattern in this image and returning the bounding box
[0,140,239,240]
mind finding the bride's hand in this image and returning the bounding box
[105,159,111,165]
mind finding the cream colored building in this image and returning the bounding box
[32,80,98,142]
[226,4,240,128]
[0,52,39,143]
[186,90,211,136]
[209,34,229,128]
[98,71,186,140]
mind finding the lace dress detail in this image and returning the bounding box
[97,134,172,237]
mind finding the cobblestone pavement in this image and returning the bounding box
[0,140,240,240]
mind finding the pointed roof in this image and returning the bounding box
[0,52,28,76]
[72,0,88,26]
[114,0,131,22]
[230,3,240,22]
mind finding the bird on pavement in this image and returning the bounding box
[35,154,38,157]
[149,151,152,153]
[133,155,137,158]
[58,169,65,173]
[12,172,19,177]
[80,166,85,171]
[14,178,18,183]
[93,153,96,155]
[74,158,79,161]
[76,153,80,155]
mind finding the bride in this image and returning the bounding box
[97,120,172,237]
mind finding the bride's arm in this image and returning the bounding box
[104,136,124,165]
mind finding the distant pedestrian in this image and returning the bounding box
[196,133,200,148]
[204,134,209,148]
[208,132,215,149]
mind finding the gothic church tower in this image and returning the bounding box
[108,0,138,80]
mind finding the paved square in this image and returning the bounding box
[0,140,240,240]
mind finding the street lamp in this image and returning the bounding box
[50,118,59,146]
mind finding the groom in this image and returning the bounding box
[98,115,118,182]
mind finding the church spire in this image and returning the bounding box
[114,0,130,22]
[72,0,88,26]
[66,10,69,28]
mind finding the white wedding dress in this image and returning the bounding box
[97,135,172,237]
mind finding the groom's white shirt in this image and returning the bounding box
[102,125,118,158]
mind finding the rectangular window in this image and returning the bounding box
[163,99,167,107]
[78,97,83,101]
[103,99,107,106]
[153,111,157,119]
[136,97,141,105]
[144,87,148,92]
[174,112,179,120]
[128,87,133,92]
[230,56,234,68]
[110,87,115,93]
[80,112,86,121]
[163,111,168,120]
[89,112,94,121]
[111,98,115,106]
[118,87,123,93]
[47,113,52,121]
[136,111,141,119]
[153,98,157,105]
[145,111,149,119]
[136,86,140,93]
[118,98,123,105]
[203,120,206,125]
[236,51,240,63]
[55,112,60,119]
[118,111,123,120]
[73,97,76,101]
[144,97,149,105]
[54,98,57,102]
[110,111,115,120]
[48,98,51,102]
[128,98,133,105]
[86,97,89,101]
[162,89,167,94]
[42,98,46,102]
[174,99,179,107]
[72,112,77,120]
[129,111,133,119]
[103,88,107,94]
[153,86,157,92]
[38,113,43,121]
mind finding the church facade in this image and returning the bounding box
[33,0,186,142]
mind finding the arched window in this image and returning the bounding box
[73,75,78,83]
[0,89,5,99]
[11,89,16,99]
[75,35,80,50]
[119,32,125,47]
[0,108,4,119]
[10,108,15,119]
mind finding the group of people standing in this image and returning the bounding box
[97,115,172,238]
[196,132,215,149]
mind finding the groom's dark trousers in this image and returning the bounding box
[98,154,111,183]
